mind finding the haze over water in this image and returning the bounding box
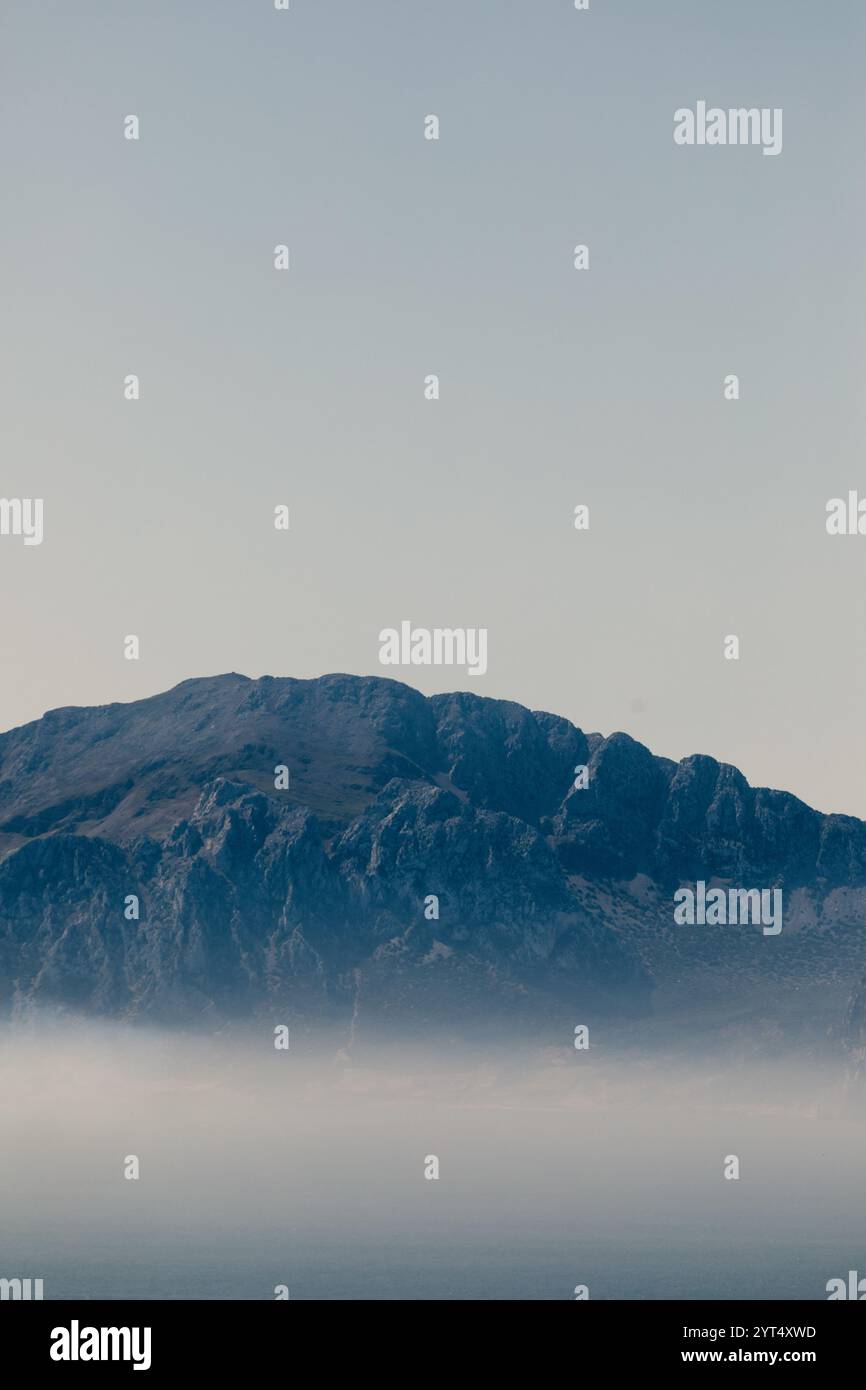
[1,1017,862,1300]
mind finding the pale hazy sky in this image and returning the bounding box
[2,0,865,816]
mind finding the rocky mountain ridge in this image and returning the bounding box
[0,673,863,1033]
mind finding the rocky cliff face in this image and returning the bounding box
[0,673,864,1033]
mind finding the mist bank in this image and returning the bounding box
[1,1016,864,1300]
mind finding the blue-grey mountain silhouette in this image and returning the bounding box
[0,673,863,1037]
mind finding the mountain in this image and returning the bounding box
[0,672,864,1039]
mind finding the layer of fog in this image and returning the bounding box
[0,1016,863,1299]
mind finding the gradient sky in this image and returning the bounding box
[2,0,865,815]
